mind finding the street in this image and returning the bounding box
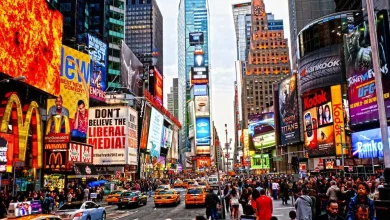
[99,189,296,220]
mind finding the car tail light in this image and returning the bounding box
[132,197,137,202]
[74,212,83,217]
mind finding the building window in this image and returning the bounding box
[60,3,71,12]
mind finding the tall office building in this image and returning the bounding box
[288,0,336,70]
[244,0,290,123]
[126,0,163,72]
[335,0,362,11]
[178,0,210,157]
[232,2,252,61]
[167,78,179,119]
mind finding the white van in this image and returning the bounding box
[208,176,219,188]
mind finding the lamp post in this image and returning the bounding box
[225,124,228,173]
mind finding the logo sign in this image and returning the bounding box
[196,158,210,168]
[298,44,343,93]
[189,32,204,46]
[191,67,209,85]
[195,118,211,146]
[351,126,390,159]
[44,115,71,143]
[88,34,107,101]
[193,85,208,96]
[194,96,210,117]
[303,89,331,110]
[147,108,164,158]
[88,107,128,165]
[45,151,66,170]
[45,143,67,150]
[331,85,346,156]
[278,74,300,145]
[194,54,205,67]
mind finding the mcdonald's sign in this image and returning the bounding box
[0,92,43,168]
[44,150,67,171]
[44,115,71,143]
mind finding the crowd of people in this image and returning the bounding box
[203,174,384,220]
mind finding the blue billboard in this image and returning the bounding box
[193,85,208,96]
[87,34,107,101]
[351,127,390,159]
[195,117,211,146]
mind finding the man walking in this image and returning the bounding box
[256,189,273,220]
[317,200,345,220]
[205,188,220,220]
[295,188,313,220]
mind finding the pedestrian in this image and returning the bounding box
[355,204,369,220]
[295,188,313,220]
[205,188,220,220]
[230,187,240,219]
[317,199,345,220]
[255,189,273,220]
[223,184,231,213]
[239,188,250,214]
[326,181,340,201]
[272,179,279,200]
[280,179,289,205]
[346,182,375,220]
[289,210,297,220]
[84,187,89,201]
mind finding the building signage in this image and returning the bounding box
[0,134,13,172]
[147,108,164,158]
[44,115,71,143]
[189,32,204,46]
[194,96,210,117]
[194,54,205,67]
[331,85,346,155]
[191,67,209,84]
[195,118,211,146]
[351,126,390,159]
[196,146,210,155]
[88,34,107,101]
[88,107,128,165]
[69,143,93,163]
[193,85,208,96]
[251,154,270,169]
[248,113,275,149]
[196,157,210,168]
[278,74,300,145]
[44,143,68,150]
[128,108,138,165]
[44,151,67,171]
[298,44,344,93]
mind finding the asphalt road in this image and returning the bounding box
[100,188,296,220]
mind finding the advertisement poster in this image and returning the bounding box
[278,74,300,145]
[193,85,208,96]
[166,129,173,148]
[191,66,209,84]
[147,108,164,158]
[88,107,128,165]
[248,113,275,149]
[154,67,163,105]
[88,34,107,101]
[44,151,67,170]
[196,157,210,168]
[68,143,93,163]
[194,54,205,67]
[194,96,210,117]
[120,41,143,97]
[331,85,346,155]
[189,32,204,45]
[172,128,179,159]
[0,0,63,96]
[351,126,390,159]
[47,46,90,143]
[303,87,336,157]
[0,133,13,172]
[195,118,211,146]
[196,146,210,155]
[128,107,138,165]
[251,154,270,169]
[140,104,152,151]
[344,10,390,125]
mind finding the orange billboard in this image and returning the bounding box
[0,0,63,96]
[196,158,211,168]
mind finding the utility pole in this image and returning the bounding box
[225,124,228,173]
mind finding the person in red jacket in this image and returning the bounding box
[256,189,273,220]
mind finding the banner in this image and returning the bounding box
[172,128,179,159]
[88,107,127,165]
[154,67,163,105]
[351,126,390,159]
[128,108,138,165]
[0,133,13,172]
[194,96,210,117]
[140,104,152,151]
[88,34,107,101]
[147,108,164,158]
[47,46,90,143]
[68,143,93,163]
[195,117,211,146]
[0,0,63,96]
[120,41,143,96]
[331,85,346,155]
[248,113,275,149]
[344,10,390,125]
[166,128,173,148]
[278,74,300,145]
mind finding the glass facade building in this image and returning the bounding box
[232,2,251,61]
[126,0,163,72]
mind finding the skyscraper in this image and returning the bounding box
[167,78,179,119]
[125,0,163,72]
[335,0,362,12]
[288,0,336,70]
[178,0,210,159]
[232,2,251,61]
[243,0,290,127]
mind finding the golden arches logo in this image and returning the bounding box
[46,115,70,134]
[0,92,42,168]
[47,152,63,169]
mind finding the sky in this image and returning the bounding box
[158,0,290,145]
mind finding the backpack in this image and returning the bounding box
[231,195,239,205]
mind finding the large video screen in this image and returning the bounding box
[351,126,390,159]
[248,112,275,149]
[0,0,63,96]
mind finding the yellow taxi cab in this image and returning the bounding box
[5,214,61,220]
[198,181,210,192]
[154,189,181,207]
[185,186,207,208]
[106,190,127,204]
[184,180,196,189]
[155,184,171,194]
[182,179,191,188]
[173,180,183,188]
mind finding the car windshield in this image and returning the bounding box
[58,203,83,210]
[110,191,123,195]
[158,190,174,195]
[183,180,189,183]
[188,188,202,194]
[198,182,206,186]
[158,185,169,189]
[121,192,136,197]
[209,178,217,182]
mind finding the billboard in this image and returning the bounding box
[278,74,300,145]
[120,41,143,97]
[303,87,337,157]
[88,107,128,165]
[0,133,14,172]
[172,128,179,159]
[194,96,210,117]
[351,126,390,159]
[47,46,90,143]
[331,85,346,155]
[189,32,204,46]
[191,67,209,84]
[196,157,211,168]
[193,85,208,96]
[153,67,163,105]
[344,10,390,125]
[248,113,275,149]
[298,44,343,93]
[251,154,270,169]
[194,54,205,67]
[128,107,138,165]
[88,34,107,101]
[196,146,210,155]
[0,0,63,96]
[140,104,152,151]
[147,108,164,158]
[195,118,211,146]
[68,143,93,163]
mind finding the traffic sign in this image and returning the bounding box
[225,153,230,158]
[273,157,283,162]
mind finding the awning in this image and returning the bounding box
[68,163,99,178]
